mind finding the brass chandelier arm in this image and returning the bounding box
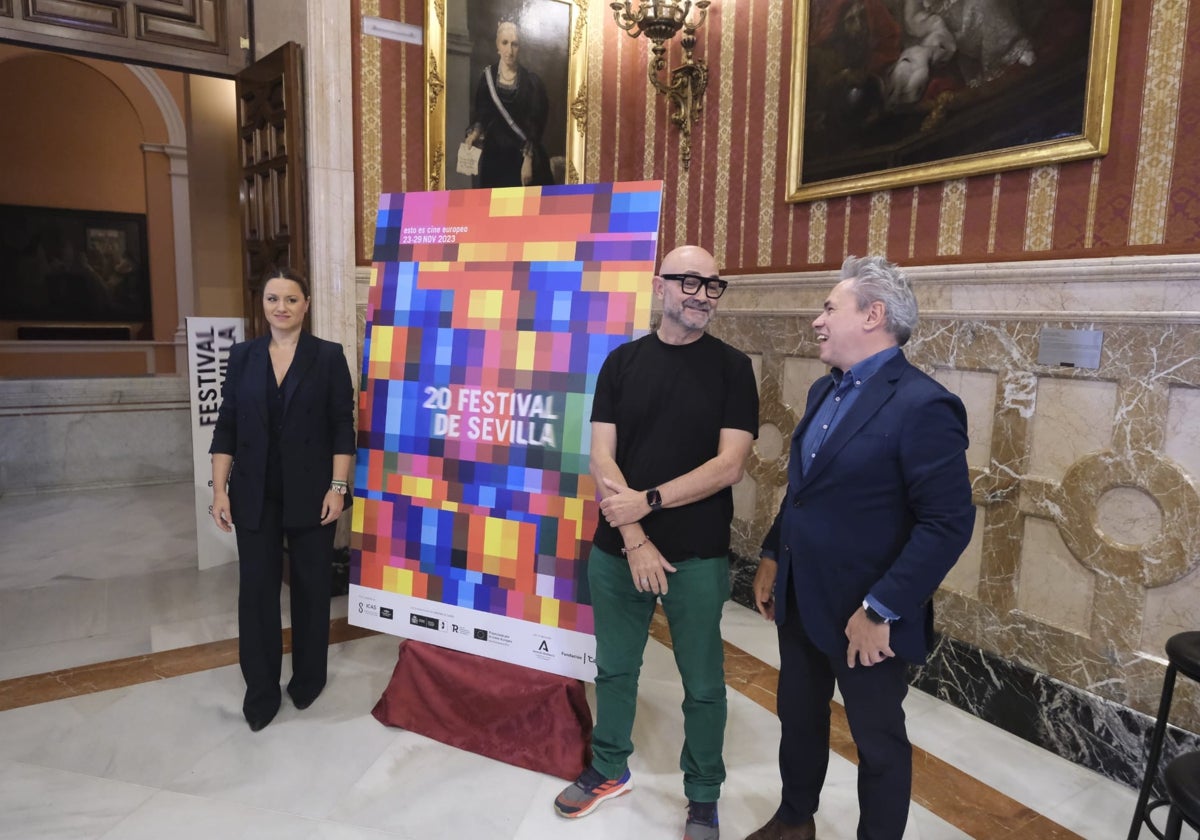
[610,0,712,171]
[648,60,707,169]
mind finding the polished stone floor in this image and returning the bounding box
[0,484,1191,839]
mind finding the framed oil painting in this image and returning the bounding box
[425,0,587,190]
[0,204,151,325]
[785,0,1122,202]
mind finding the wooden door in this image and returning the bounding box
[235,42,307,339]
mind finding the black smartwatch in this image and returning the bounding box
[646,488,663,511]
[862,600,892,625]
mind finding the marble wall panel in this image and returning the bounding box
[941,507,985,599]
[1165,280,1200,312]
[748,353,763,388]
[782,357,827,417]
[731,475,758,528]
[1164,385,1200,480]
[735,352,766,524]
[948,279,1172,314]
[1096,487,1162,546]
[1017,517,1095,636]
[755,422,785,463]
[932,369,997,471]
[1027,378,1117,482]
[1141,563,1200,656]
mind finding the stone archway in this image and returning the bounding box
[0,47,190,373]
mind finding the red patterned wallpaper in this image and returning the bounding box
[354,0,1200,272]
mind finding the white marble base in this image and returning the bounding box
[0,377,191,494]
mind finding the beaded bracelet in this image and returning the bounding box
[620,537,650,556]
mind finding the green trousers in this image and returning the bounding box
[588,545,731,802]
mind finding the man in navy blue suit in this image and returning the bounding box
[745,256,975,840]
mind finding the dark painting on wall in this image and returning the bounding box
[785,0,1122,202]
[0,204,151,325]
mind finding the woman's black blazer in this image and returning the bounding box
[210,331,355,530]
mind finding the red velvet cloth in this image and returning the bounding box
[371,640,593,781]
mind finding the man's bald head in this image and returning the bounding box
[659,245,718,278]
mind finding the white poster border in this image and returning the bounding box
[350,584,597,681]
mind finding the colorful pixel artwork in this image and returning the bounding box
[352,183,663,650]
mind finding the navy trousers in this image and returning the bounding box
[235,498,335,720]
[774,592,912,840]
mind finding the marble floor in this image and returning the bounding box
[0,484,1193,840]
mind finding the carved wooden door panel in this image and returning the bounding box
[0,0,249,76]
[235,42,307,339]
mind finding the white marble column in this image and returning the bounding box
[142,142,192,372]
[304,0,359,372]
[304,0,359,549]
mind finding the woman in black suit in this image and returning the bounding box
[209,268,356,731]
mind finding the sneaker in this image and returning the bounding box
[684,799,719,840]
[553,765,633,818]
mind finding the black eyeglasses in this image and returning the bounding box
[661,273,729,299]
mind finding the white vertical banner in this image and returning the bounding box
[186,317,245,570]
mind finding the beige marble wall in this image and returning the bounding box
[712,254,1200,732]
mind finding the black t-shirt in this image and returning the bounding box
[590,331,759,563]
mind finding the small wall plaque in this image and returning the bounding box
[1037,328,1103,369]
[362,16,422,45]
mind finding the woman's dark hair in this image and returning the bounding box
[264,267,310,299]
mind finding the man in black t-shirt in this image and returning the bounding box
[553,245,760,840]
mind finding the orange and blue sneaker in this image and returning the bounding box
[553,765,633,818]
[684,799,720,840]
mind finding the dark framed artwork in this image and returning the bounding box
[425,0,587,190]
[785,0,1122,202]
[0,204,151,325]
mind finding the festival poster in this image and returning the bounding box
[186,316,244,570]
[350,182,663,680]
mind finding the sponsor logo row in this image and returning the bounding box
[353,598,594,666]
[408,608,594,664]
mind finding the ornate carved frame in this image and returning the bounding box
[424,0,588,190]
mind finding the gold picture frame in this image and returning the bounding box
[425,0,588,191]
[785,0,1121,203]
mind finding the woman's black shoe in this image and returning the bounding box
[246,707,278,732]
[289,689,321,710]
[288,683,323,710]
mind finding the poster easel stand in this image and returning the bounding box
[372,640,593,781]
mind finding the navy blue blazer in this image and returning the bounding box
[209,332,356,531]
[761,351,975,664]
